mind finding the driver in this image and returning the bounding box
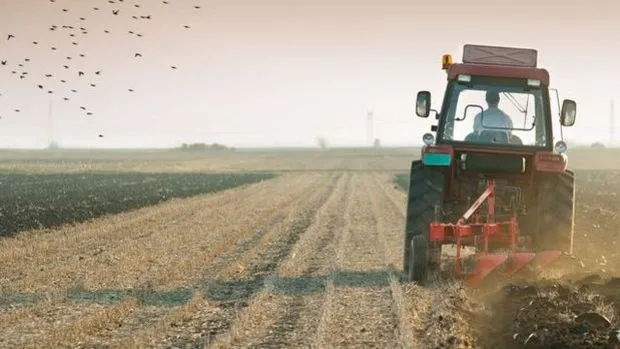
[472,91,514,136]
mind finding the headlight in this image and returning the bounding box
[422,133,435,146]
[554,140,567,153]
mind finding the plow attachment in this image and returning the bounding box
[427,180,569,287]
[462,251,564,287]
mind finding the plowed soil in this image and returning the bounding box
[0,169,618,348]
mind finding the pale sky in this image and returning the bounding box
[0,0,618,148]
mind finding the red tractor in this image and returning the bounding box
[404,44,577,286]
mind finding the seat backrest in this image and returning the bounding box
[479,130,509,144]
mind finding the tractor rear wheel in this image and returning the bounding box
[534,170,575,254]
[403,160,444,284]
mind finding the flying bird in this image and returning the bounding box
[7,34,14,40]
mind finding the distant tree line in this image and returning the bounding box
[174,142,235,152]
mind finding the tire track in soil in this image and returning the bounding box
[207,172,354,348]
[123,172,342,348]
[378,172,481,348]
[314,173,401,349]
[365,174,418,348]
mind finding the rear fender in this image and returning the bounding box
[421,145,454,167]
[421,144,454,198]
[534,152,567,172]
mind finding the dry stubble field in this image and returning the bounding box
[0,148,619,348]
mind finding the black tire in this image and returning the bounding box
[408,235,429,283]
[533,170,575,254]
[403,160,444,282]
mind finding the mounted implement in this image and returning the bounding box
[404,44,578,286]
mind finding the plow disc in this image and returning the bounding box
[463,250,565,287]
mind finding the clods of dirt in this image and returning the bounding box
[477,276,619,349]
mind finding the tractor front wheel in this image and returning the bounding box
[408,235,429,283]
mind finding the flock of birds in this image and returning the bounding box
[0,0,204,138]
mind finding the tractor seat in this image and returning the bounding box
[479,130,509,144]
[465,131,523,145]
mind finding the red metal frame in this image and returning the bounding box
[429,179,522,278]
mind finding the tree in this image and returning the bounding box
[373,138,381,148]
[316,136,328,149]
[47,141,61,150]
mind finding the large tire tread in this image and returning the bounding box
[403,160,444,283]
[535,170,575,254]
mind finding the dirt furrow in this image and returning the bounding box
[121,173,342,348]
[0,174,330,348]
[0,173,299,294]
[377,172,481,348]
[207,172,354,348]
[315,173,401,348]
[365,173,418,348]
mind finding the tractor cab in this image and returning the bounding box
[415,44,576,160]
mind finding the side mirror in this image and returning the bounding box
[560,99,576,126]
[415,91,431,118]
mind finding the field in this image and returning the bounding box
[0,147,618,348]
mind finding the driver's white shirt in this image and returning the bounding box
[473,107,513,134]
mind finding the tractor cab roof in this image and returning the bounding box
[447,63,550,86]
[443,44,550,86]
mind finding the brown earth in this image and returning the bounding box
[0,151,618,348]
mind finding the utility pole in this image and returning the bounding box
[366,110,374,146]
[48,98,54,146]
[611,99,615,147]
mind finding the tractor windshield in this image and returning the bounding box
[440,76,549,147]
